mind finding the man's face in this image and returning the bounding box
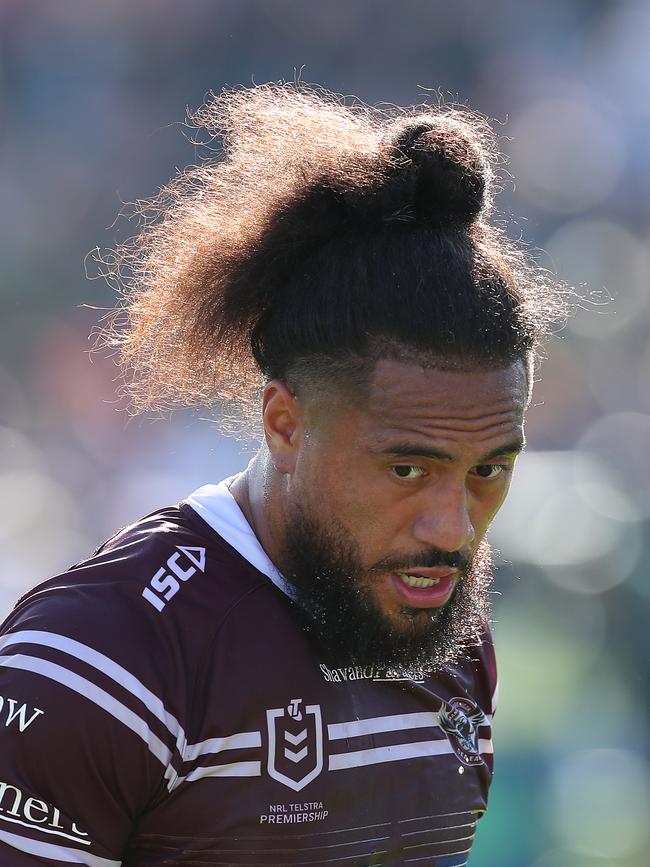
[279,358,528,672]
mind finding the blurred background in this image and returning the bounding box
[1,1,648,864]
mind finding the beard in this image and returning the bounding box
[281,500,494,675]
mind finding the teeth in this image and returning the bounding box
[397,572,441,589]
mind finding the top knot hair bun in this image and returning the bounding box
[385,114,493,227]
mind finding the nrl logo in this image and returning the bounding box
[266,698,324,792]
[438,697,487,767]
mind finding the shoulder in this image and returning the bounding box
[5,502,268,659]
[0,502,272,771]
[0,504,273,858]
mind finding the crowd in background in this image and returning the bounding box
[1,1,649,864]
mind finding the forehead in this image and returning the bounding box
[356,358,528,450]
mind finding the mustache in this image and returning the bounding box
[370,547,472,574]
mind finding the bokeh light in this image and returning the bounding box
[544,220,649,339]
[491,450,642,591]
[545,749,650,859]
[510,94,626,214]
[491,587,606,749]
[578,412,650,518]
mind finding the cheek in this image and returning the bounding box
[295,441,404,555]
[327,488,382,540]
[471,481,512,536]
[291,457,358,531]
[320,480,395,562]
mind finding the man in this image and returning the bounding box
[0,84,564,865]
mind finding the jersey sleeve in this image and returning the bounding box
[0,544,189,865]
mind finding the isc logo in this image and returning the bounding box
[142,546,206,612]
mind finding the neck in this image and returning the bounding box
[229,448,288,572]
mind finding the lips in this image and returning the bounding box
[390,568,458,608]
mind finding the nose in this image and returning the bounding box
[412,481,476,554]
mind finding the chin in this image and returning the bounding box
[282,500,494,672]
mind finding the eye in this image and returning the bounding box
[391,464,427,480]
[472,464,507,479]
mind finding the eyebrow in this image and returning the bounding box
[373,438,526,464]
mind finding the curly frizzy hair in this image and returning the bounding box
[96,82,566,426]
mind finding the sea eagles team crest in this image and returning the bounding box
[266,698,324,792]
[438,697,487,767]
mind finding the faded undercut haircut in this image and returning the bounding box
[97,82,567,431]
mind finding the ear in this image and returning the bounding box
[262,380,303,475]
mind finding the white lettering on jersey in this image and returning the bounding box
[259,799,329,824]
[0,694,44,732]
[0,780,89,844]
[318,662,426,683]
[142,547,206,612]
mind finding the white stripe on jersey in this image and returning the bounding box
[175,714,493,786]
[0,630,187,754]
[182,761,262,783]
[184,730,262,761]
[329,737,454,771]
[0,654,172,767]
[404,833,474,851]
[0,827,120,866]
[177,737,494,785]
[328,736,493,772]
[404,849,470,864]
[328,710,441,740]
[328,709,492,741]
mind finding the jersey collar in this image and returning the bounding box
[185,477,296,601]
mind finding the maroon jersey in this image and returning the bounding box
[0,485,497,866]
